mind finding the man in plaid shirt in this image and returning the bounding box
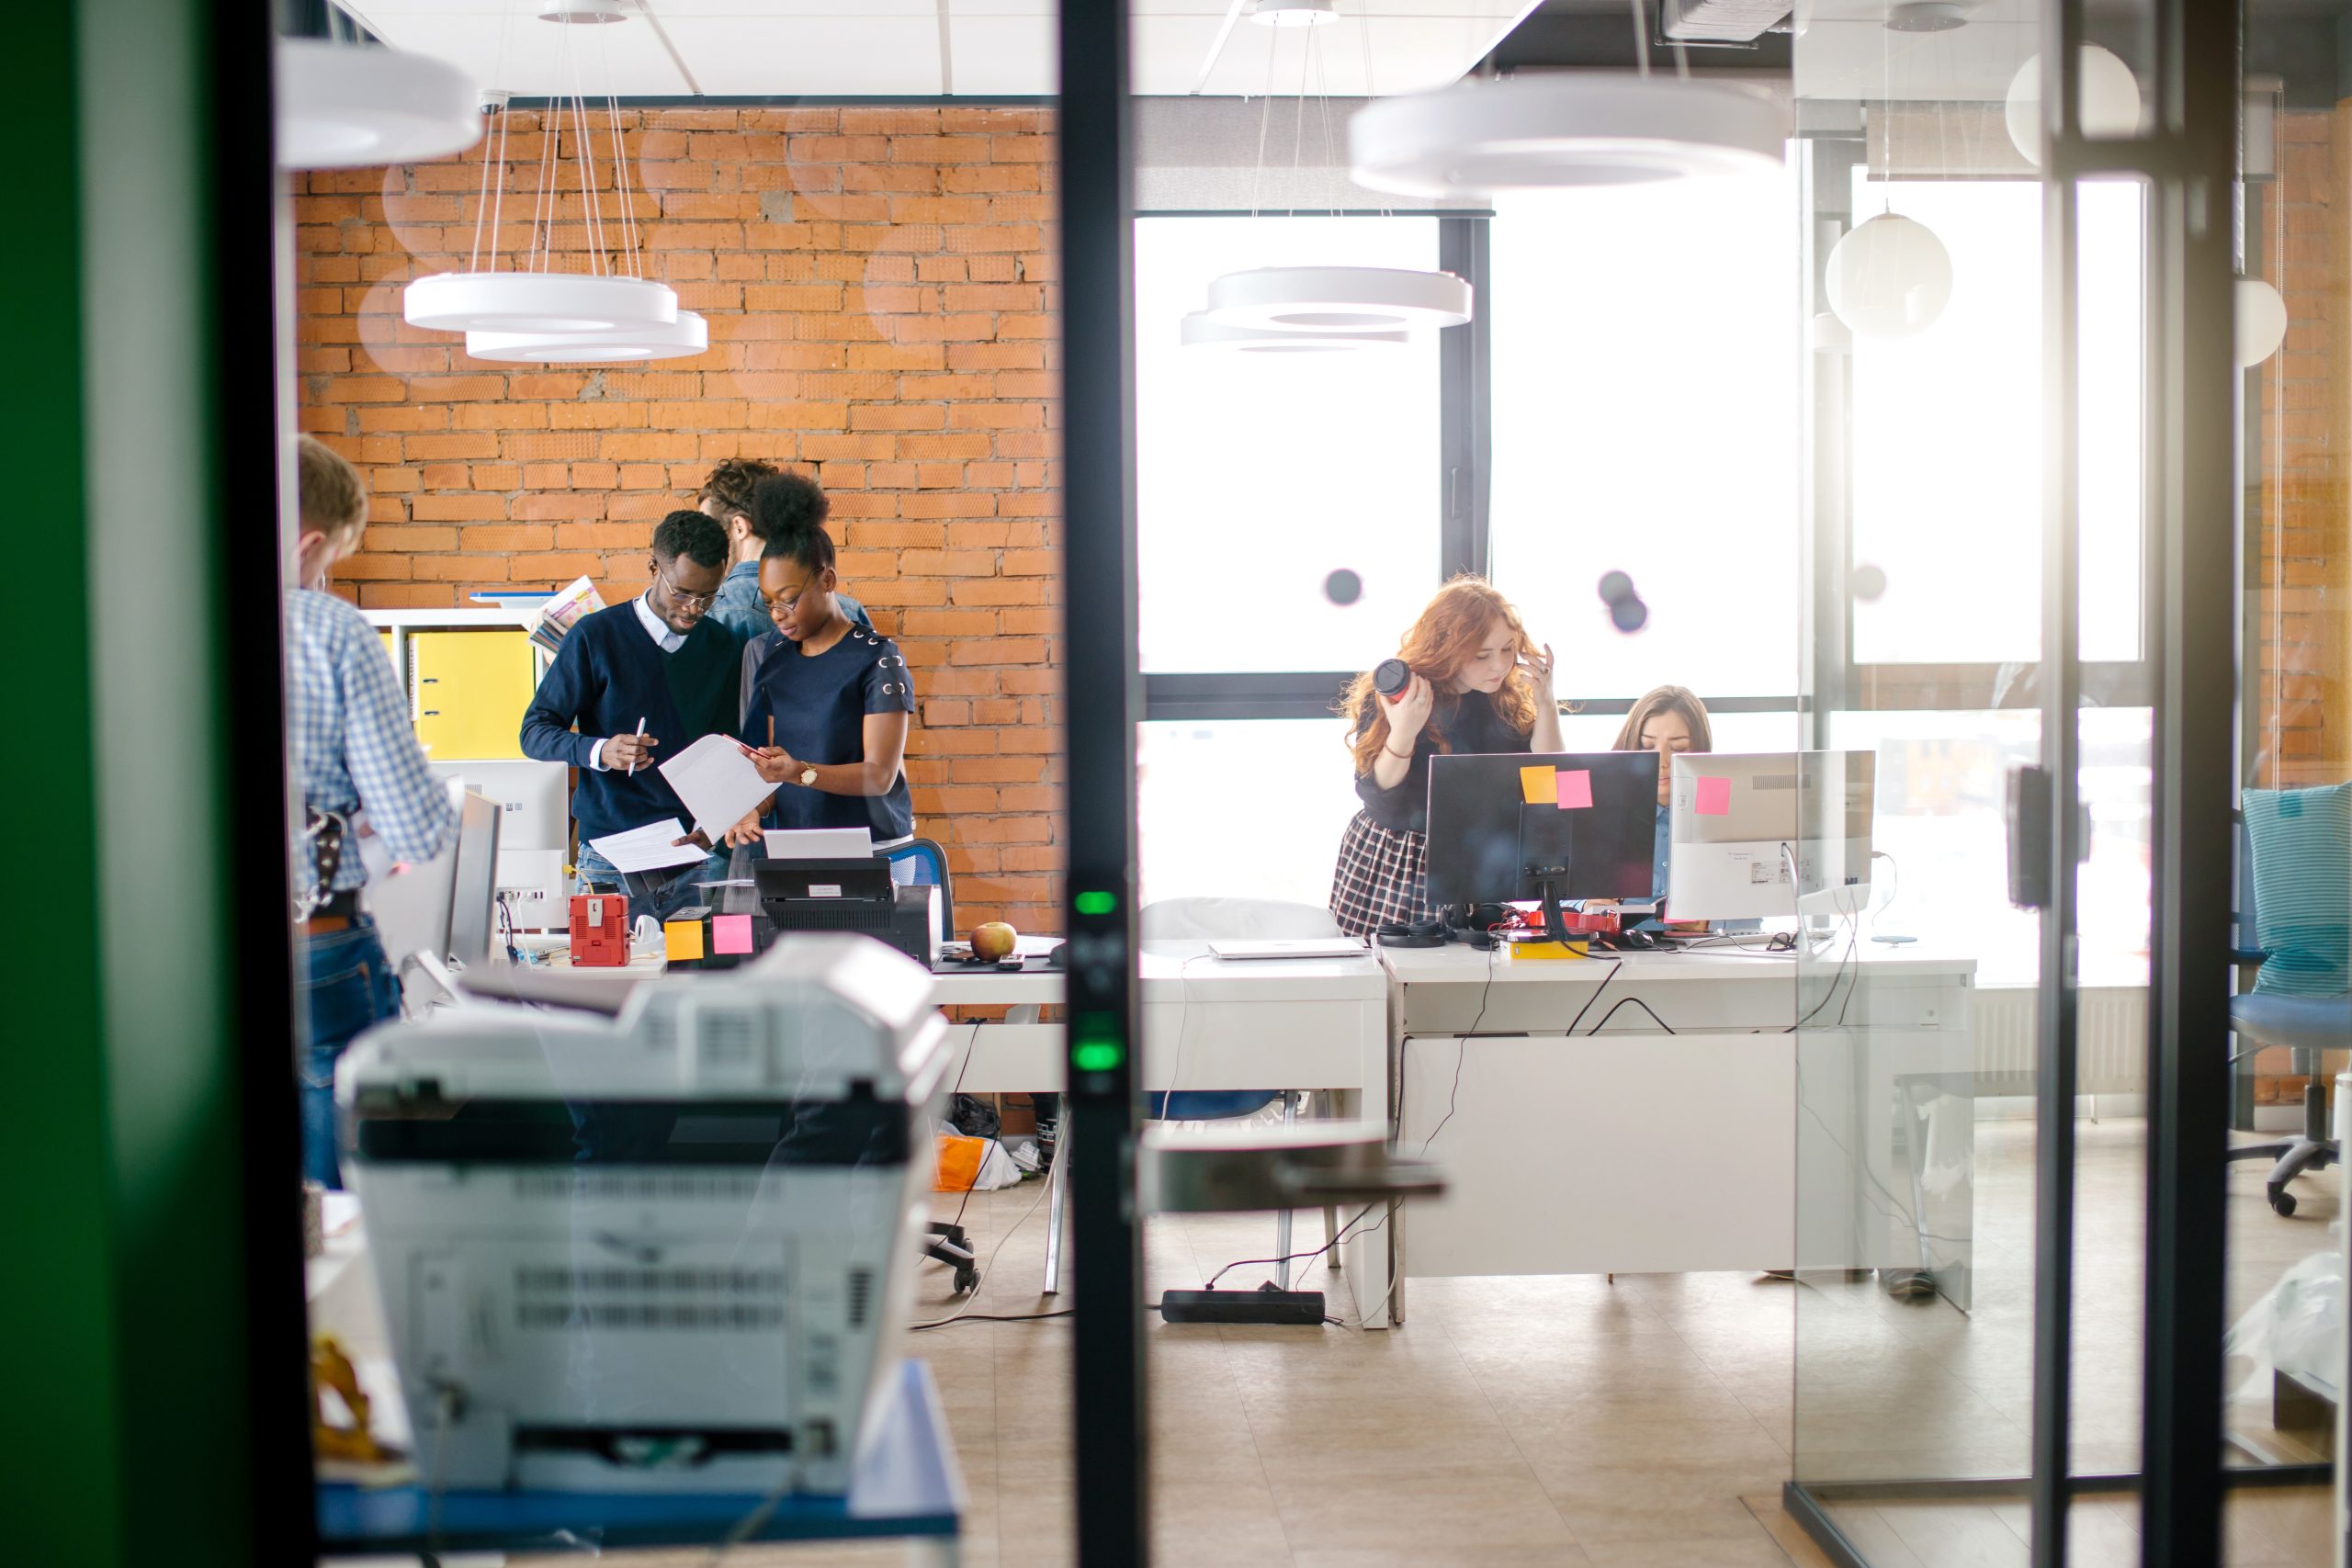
[287,435,458,1187]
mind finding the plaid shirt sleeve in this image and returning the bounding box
[288,592,458,889]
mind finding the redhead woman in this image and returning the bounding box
[1329,577,1560,938]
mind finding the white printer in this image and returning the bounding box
[336,934,950,1495]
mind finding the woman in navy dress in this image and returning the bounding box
[721,476,916,847]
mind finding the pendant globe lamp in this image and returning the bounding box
[2003,46,2143,166]
[1824,213,1952,341]
[2235,277,2288,369]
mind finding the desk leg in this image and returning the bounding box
[1041,1145,1066,1296]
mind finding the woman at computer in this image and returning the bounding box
[1612,683,1723,925]
[1329,577,1559,937]
[718,476,916,848]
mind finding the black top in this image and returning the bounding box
[519,602,741,845]
[1353,694,1533,835]
[739,625,917,840]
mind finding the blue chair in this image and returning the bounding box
[884,837,953,939]
[2227,790,2351,1217]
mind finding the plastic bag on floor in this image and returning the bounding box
[933,1122,1024,1192]
[2223,1247,2346,1402]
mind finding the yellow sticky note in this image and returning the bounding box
[1519,764,1557,806]
[664,919,705,962]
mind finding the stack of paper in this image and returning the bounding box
[763,827,875,861]
[526,575,606,658]
[587,819,707,874]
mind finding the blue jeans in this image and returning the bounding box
[298,918,401,1190]
[574,844,734,927]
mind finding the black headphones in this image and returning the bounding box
[1374,918,1447,950]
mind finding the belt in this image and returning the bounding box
[305,888,363,933]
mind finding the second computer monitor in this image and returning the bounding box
[1424,750,1659,910]
[447,789,503,968]
[1666,750,1876,920]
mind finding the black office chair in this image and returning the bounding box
[887,836,983,1289]
[2225,799,2350,1217]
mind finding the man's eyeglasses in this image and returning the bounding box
[656,565,718,612]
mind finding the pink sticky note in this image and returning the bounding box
[1694,776,1733,817]
[713,914,755,955]
[1555,768,1593,810]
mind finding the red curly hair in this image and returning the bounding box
[1340,576,1539,776]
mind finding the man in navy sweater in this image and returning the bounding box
[521,509,741,925]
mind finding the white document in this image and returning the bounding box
[658,733,776,840]
[588,818,707,874]
[763,826,875,862]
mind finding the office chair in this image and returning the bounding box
[2226,792,2351,1217]
[884,836,954,938]
[1037,897,1346,1296]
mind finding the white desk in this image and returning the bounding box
[1376,942,1978,1324]
[931,944,1393,1319]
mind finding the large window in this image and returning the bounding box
[1134,215,1442,674]
[1848,176,2145,666]
[1488,173,1802,699]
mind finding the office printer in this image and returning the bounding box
[749,855,940,967]
[338,934,951,1495]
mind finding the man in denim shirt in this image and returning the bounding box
[696,457,869,642]
[286,437,458,1188]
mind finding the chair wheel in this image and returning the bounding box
[2270,1189,2297,1218]
[954,1266,979,1294]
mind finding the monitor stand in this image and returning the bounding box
[1530,869,1575,945]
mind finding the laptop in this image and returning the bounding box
[1205,937,1369,961]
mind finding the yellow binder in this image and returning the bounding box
[409,629,534,761]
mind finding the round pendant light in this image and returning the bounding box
[1204,266,1472,333]
[1824,213,1952,341]
[405,272,679,335]
[1349,74,1784,197]
[275,39,482,170]
[1181,312,1407,353]
[467,310,710,364]
[2235,277,2289,369]
[2003,46,2143,166]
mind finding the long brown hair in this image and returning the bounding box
[1611,685,1714,754]
[1340,576,1539,776]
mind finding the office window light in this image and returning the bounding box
[1135,216,1442,674]
[1487,173,1802,699]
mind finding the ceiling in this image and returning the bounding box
[335,0,1545,99]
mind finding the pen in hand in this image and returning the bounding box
[627,716,645,777]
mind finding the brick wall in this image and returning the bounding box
[293,105,1065,932]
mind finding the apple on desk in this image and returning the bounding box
[969,922,1018,962]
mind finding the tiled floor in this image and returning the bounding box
[498,1117,2334,1568]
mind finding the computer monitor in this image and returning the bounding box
[1666,750,1876,921]
[1424,751,1660,933]
[447,790,503,968]
[368,786,464,978]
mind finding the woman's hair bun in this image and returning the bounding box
[752,469,831,541]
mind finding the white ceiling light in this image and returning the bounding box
[275,38,482,170]
[1181,311,1406,353]
[409,272,676,334]
[1250,0,1339,26]
[467,310,709,363]
[538,0,632,21]
[1213,265,1467,333]
[2236,277,2289,369]
[1204,266,1472,333]
[1349,75,1784,197]
[1824,213,1952,341]
[2003,46,2143,167]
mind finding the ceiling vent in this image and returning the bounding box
[1660,0,1792,44]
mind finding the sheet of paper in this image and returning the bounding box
[659,733,776,840]
[588,819,707,874]
[1694,776,1733,817]
[1555,769,1593,810]
[1518,764,1556,806]
[713,914,755,955]
[763,826,876,862]
[664,919,705,962]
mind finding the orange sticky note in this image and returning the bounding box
[664,919,705,962]
[713,914,754,955]
[1555,769,1593,810]
[1520,764,1557,806]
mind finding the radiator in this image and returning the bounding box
[1972,984,2150,1095]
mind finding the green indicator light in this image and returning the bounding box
[1073,1040,1125,1072]
[1074,890,1117,917]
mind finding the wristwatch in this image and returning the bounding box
[798,764,819,787]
